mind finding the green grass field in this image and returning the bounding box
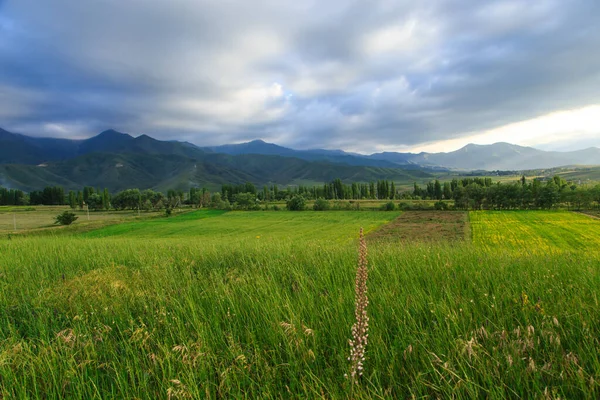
[1,210,600,398]
[84,210,400,242]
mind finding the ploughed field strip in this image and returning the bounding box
[368,211,469,242]
[470,211,600,251]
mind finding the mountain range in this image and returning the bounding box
[210,139,600,171]
[0,128,430,192]
[0,127,598,192]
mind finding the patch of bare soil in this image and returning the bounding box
[368,211,469,243]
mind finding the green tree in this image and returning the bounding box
[86,193,104,211]
[434,180,443,200]
[77,191,84,209]
[286,195,306,211]
[234,192,258,210]
[68,191,77,209]
[102,188,110,210]
[313,198,330,211]
[55,211,78,225]
[443,182,452,199]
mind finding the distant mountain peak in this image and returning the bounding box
[97,129,132,138]
[1,126,599,173]
[135,134,155,141]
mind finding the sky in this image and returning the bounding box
[1,0,599,154]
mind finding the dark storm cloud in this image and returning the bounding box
[0,0,599,151]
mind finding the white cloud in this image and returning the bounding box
[1,0,599,153]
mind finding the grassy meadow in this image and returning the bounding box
[84,210,400,242]
[1,209,600,398]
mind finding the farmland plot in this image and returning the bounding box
[470,211,600,251]
[368,211,469,243]
[84,210,401,243]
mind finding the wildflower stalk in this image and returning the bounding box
[348,227,369,385]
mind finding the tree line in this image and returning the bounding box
[412,176,600,210]
[2,174,600,211]
[222,179,399,202]
[0,187,27,206]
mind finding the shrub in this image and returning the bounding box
[332,200,345,210]
[286,195,306,211]
[313,198,330,211]
[382,201,396,211]
[398,202,413,211]
[54,211,78,225]
[434,201,448,210]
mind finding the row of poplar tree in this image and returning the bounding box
[2,175,600,211]
[221,179,398,202]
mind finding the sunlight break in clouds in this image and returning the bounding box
[407,105,600,153]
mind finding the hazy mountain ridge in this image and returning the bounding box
[206,140,400,168]
[396,142,600,170]
[0,127,598,192]
[205,137,600,171]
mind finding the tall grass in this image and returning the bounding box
[1,235,599,398]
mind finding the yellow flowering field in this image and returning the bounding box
[470,211,600,252]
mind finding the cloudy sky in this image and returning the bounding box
[1,0,599,153]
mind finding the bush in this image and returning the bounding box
[313,198,330,211]
[398,202,413,210]
[286,195,306,211]
[332,200,345,210]
[54,211,78,225]
[434,201,448,210]
[382,201,396,211]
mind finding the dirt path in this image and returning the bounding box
[575,211,600,220]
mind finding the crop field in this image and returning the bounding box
[1,209,600,398]
[369,210,468,243]
[0,206,163,234]
[470,211,600,252]
[84,210,400,242]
